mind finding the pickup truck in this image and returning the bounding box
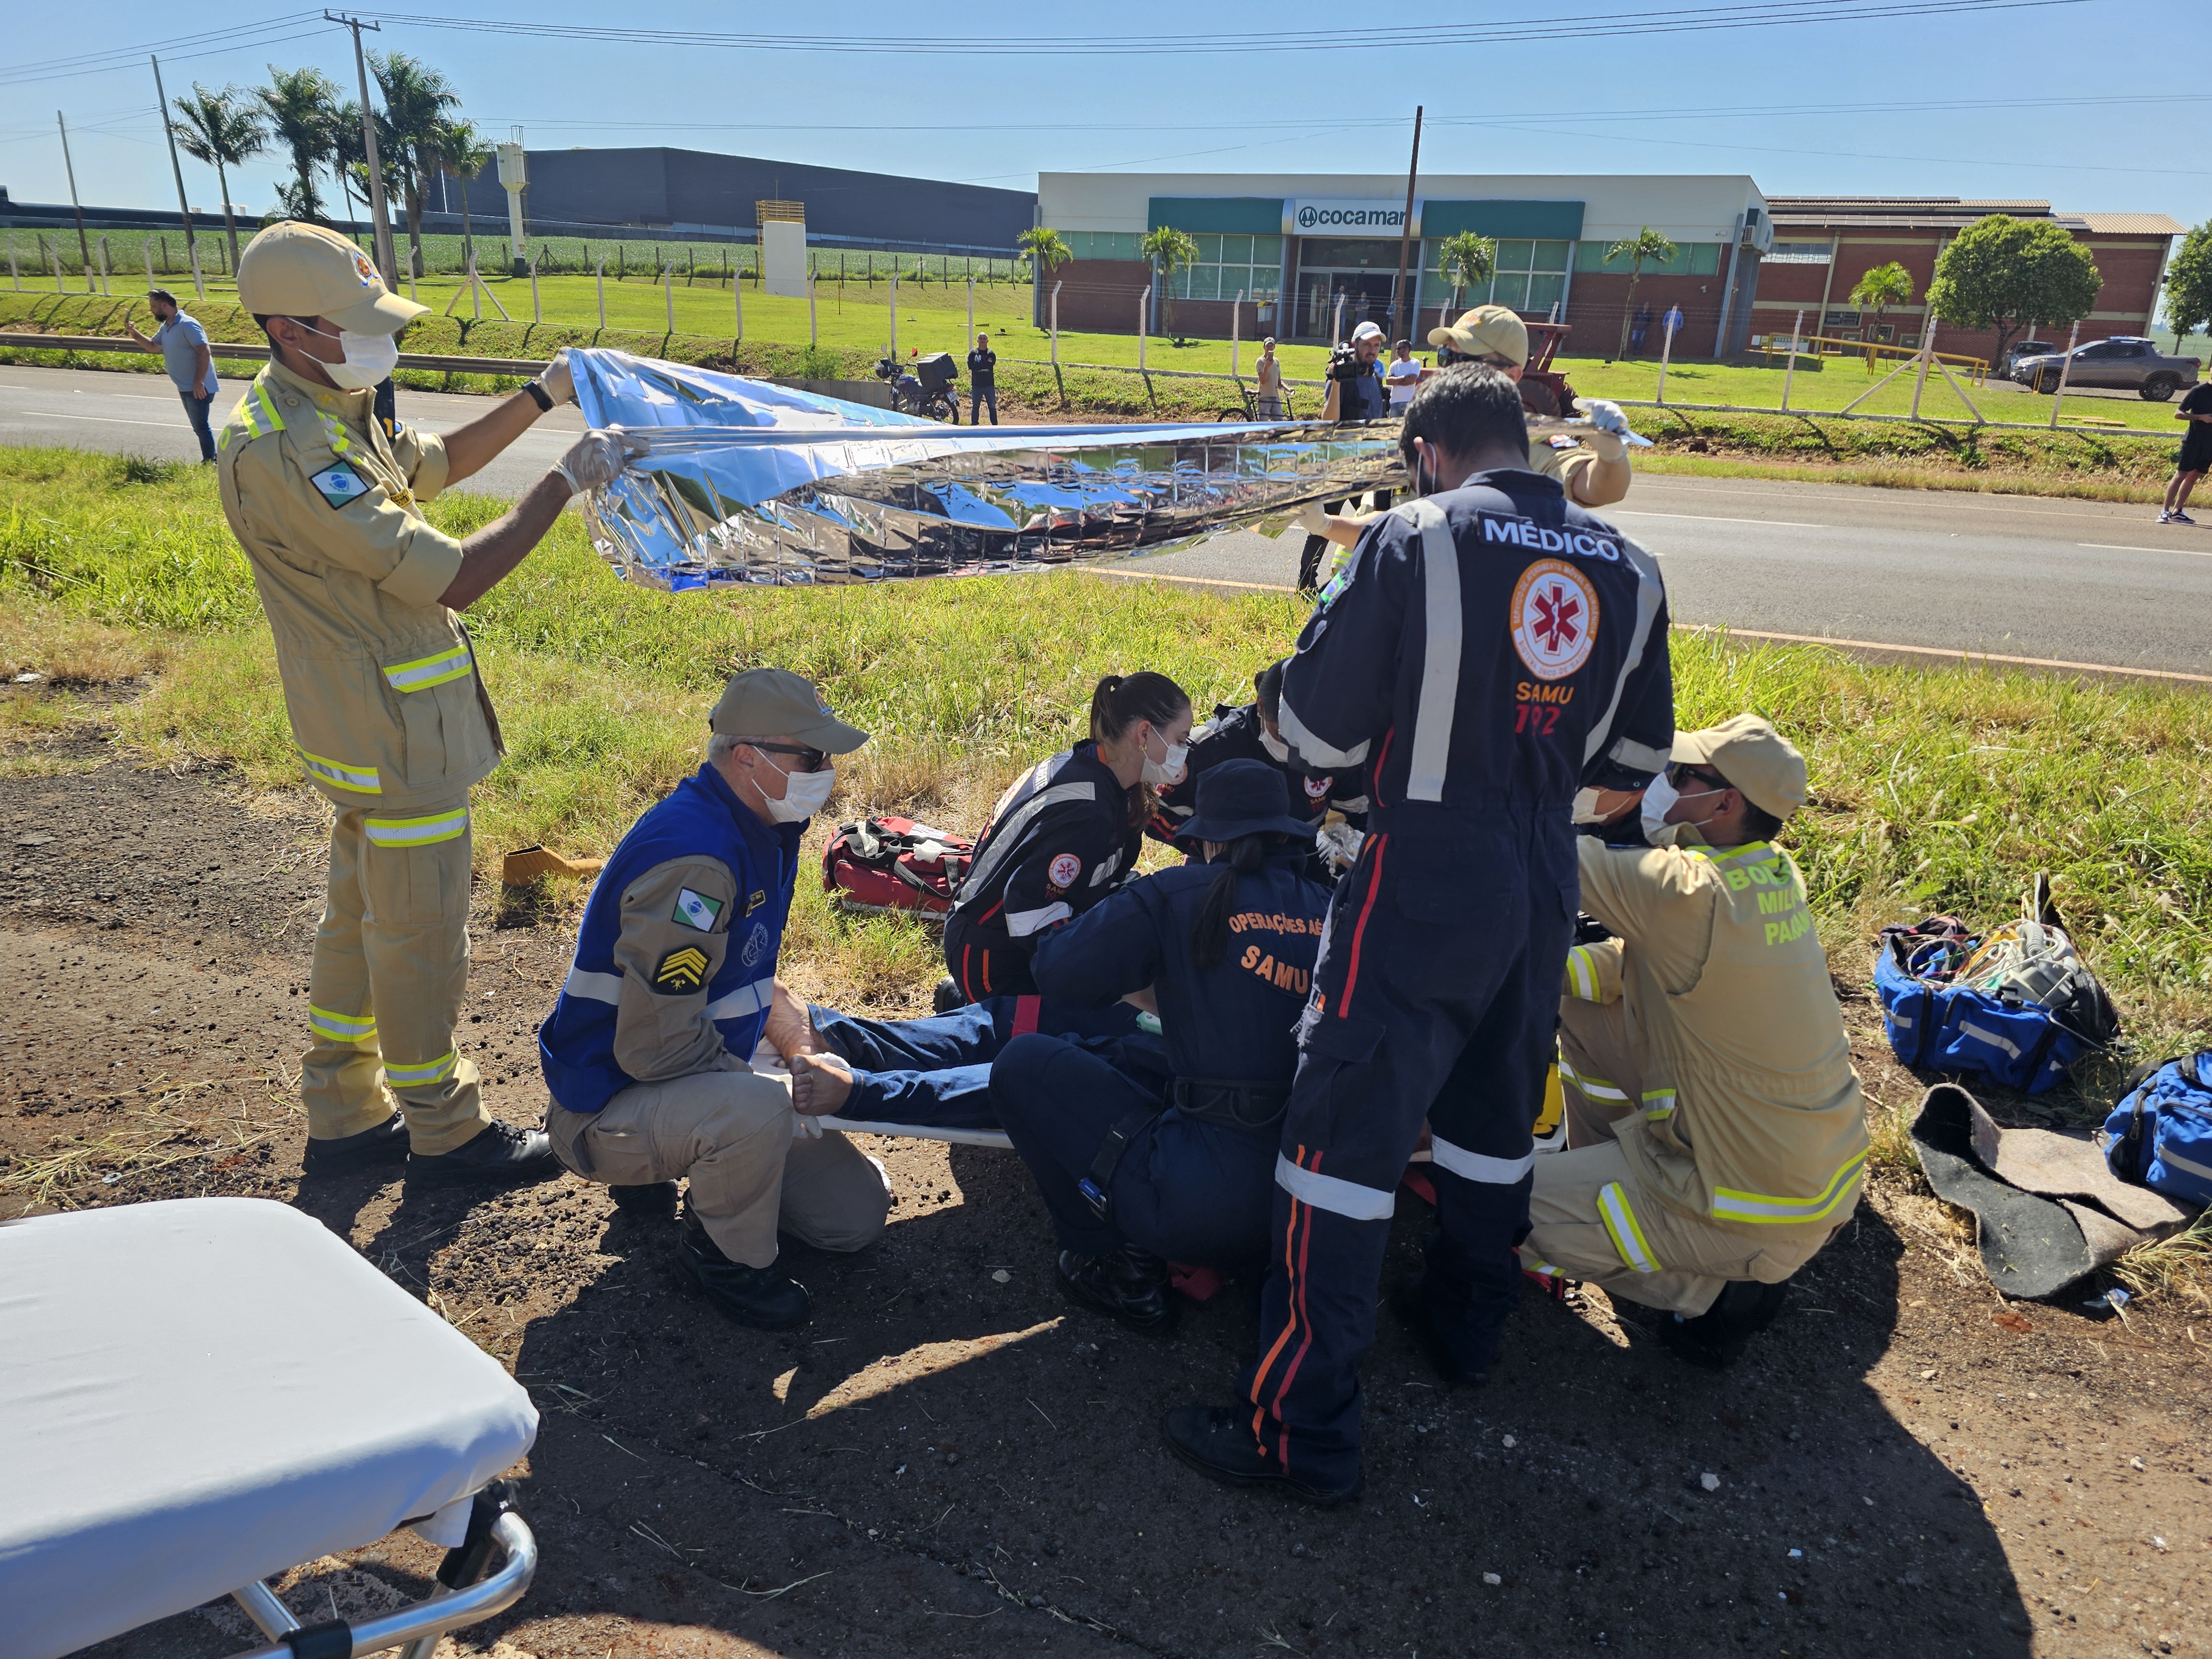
[2014,335,2202,401]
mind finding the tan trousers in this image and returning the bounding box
[1525,995,1832,1317]
[545,1068,889,1269]
[302,793,490,1155]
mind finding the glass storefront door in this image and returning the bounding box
[1291,237,1415,340]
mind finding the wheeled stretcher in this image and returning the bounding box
[1,1198,540,1659]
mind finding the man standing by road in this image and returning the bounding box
[1255,336,1287,419]
[217,219,639,1188]
[123,289,220,463]
[967,331,999,425]
[1319,320,1389,422]
[2157,377,2212,524]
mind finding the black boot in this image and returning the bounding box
[679,1210,811,1329]
[1657,1280,1789,1369]
[1160,1405,1361,1506]
[406,1120,560,1188]
[609,1180,680,1220]
[1056,1245,1176,1334]
[1387,1278,1499,1388]
[932,975,965,1015]
[302,1113,410,1178]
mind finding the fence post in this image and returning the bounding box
[530,247,541,325]
[1656,311,1678,404]
[664,262,674,334]
[1051,280,1061,369]
[50,241,65,294]
[1780,308,1804,413]
[2047,319,2080,430]
[966,275,974,347]
[97,236,111,295]
[189,236,204,301]
[594,258,607,331]
[889,273,898,361]
[1909,313,1937,421]
[1332,292,1345,346]
[808,274,817,348]
[1232,290,1243,379]
[1139,284,1151,372]
[9,237,20,291]
[470,254,483,320]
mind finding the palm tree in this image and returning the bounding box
[1849,260,1914,350]
[1436,231,1497,322]
[258,66,339,225]
[436,119,498,267]
[367,51,460,279]
[328,97,365,230]
[1602,225,1679,361]
[170,83,269,274]
[1017,226,1072,324]
[1139,225,1199,337]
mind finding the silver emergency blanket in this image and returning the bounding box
[568,348,1404,591]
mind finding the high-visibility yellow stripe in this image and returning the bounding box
[1712,1150,1868,1226]
[321,413,352,456]
[1598,1181,1661,1274]
[1641,1088,1677,1120]
[1558,1057,1627,1103]
[1566,945,1601,1001]
[385,1049,457,1086]
[253,381,285,433]
[364,808,469,848]
[308,1005,377,1044]
[383,645,472,692]
[1534,1060,1564,1137]
[233,393,262,440]
[298,747,382,794]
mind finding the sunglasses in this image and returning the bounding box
[1668,763,1729,791]
[747,742,830,773]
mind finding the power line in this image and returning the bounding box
[0,17,333,90]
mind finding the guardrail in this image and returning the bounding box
[0,332,550,375]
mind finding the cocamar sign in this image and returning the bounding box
[1287,199,1421,235]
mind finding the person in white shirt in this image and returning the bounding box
[1385,338,1423,411]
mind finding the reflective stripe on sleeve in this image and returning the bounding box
[385,1049,457,1087]
[1598,1181,1661,1274]
[562,966,622,1005]
[1277,692,1371,770]
[307,1005,377,1044]
[1608,737,1671,775]
[1404,498,1463,803]
[1272,1150,1396,1222]
[364,808,469,848]
[1005,900,1073,938]
[1558,1057,1627,1102]
[1565,945,1601,1001]
[1710,1150,1867,1226]
[704,975,775,1023]
[1640,1089,1677,1120]
[1427,1135,1535,1186]
[954,773,1096,905]
[254,382,286,434]
[383,644,473,692]
[297,747,382,794]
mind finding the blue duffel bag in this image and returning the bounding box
[2103,1053,2212,1206]
[1874,917,2116,1095]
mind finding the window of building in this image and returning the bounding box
[1766,241,1834,264]
[1062,231,1145,263]
[1572,241,1724,276]
[1421,238,1572,317]
[1167,233,1285,301]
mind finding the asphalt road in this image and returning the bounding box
[6,364,2208,677]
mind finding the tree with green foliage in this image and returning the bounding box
[1926,215,2100,370]
[1603,226,1678,361]
[1435,231,1497,320]
[169,84,268,274]
[2162,221,2212,358]
[1849,260,1914,346]
[436,119,498,266]
[1139,225,1199,337]
[258,66,339,226]
[367,51,461,280]
[1017,226,1071,325]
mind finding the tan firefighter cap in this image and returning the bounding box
[236,221,427,335]
[1428,304,1528,367]
[1672,714,1809,822]
[709,668,869,754]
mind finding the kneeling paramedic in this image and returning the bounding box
[1528,716,1868,1366]
[218,220,641,1186]
[990,760,1332,1333]
[538,670,889,1329]
[1165,366,1676,1505]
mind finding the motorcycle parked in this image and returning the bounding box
[874,351,962,423]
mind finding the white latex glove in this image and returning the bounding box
[536,347,575,405]
[1291,501,1331,536]
[1317,820,1365,873]
[1578,399,1631,465]
[551,426,646,495]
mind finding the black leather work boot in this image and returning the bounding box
[301,1113,410,1178]
[1387,1278,1500,1389]
[932,975,965,1015]
[1657,1279,1789,1369]
[1056,1244,1177,1334]
[1160,1405,1363,1506]
[406,1120,561,1188]
[609,1180,681,1220]
[680,1209,811,1330]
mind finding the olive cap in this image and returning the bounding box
[708,667,869,754]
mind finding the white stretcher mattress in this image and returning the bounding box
[749,1040,1015,1150]
[0,1197,539,1659]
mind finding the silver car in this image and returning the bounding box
[2015,335,2201,401]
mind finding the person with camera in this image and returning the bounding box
[1318,319,1390,423]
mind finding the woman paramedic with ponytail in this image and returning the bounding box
[940,672,1193,1001]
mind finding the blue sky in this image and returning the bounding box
[4,1,2205,227]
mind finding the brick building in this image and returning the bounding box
[1750,197,2182,363]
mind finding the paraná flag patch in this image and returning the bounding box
[672,888,724,931]
[308,460,371,509]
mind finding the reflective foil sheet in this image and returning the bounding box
[568,349,1406,591]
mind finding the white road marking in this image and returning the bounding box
[2079,541,2212,557]
[1610,509,1827,528]
[15,410,189,430]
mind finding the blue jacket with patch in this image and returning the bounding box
[539,764,804,1113]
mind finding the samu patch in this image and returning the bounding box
[651,945,710,994]
[1047,852,1082,893]
[307,460,372,509]
[671,888,724,931]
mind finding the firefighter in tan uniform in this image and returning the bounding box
[1524,716,1870,1367]
[219,219,640,1185]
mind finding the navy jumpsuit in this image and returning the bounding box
[989,845,1332,1272]
[1150,701,1371,865]
[1241,471,1674,1489]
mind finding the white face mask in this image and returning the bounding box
[1140,731,1189,787]
[1641,772,1725,848]
[1258,726,1290,764]
[755,749,837,823]
[303,321,400,392]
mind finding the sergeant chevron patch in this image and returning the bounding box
[652,946,711,993]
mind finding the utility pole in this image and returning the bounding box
[326,11,397,287]
[1389,106,1423,342]
[56,113,94,291]
[150,54,204,300]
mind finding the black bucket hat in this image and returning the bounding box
[1180,758,1314,844]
